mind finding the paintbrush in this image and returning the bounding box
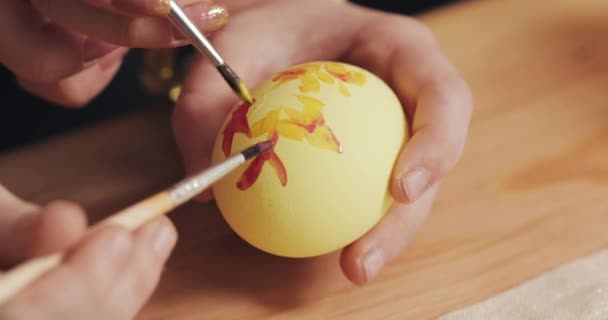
[166,0,254,103]
[0,140,273,306]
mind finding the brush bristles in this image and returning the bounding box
[217,64,254,103]
[241,140,273,160]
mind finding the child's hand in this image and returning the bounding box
[172,0,473,284]
[0,186,177,319]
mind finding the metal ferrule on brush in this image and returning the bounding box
[167,154,244,205]
[166,141,272,204]
[167,1,253,103]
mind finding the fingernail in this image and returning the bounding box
[400,168,432,202]
[153,0,171,15]
[108,229,132,257]
[362,248,385,282]
[204,4,229,29]
[184,3,229,30]
[83,39,119,64]
[152,222,176,258]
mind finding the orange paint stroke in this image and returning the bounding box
[277,95,342,153]
[270,62,367,96]
[324,62,366,85]
[271,68,307,88]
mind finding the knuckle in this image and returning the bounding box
[422,129,465,179]
[385,16,438,47]
[448,74,474,111]
[439,139,465,176]
[405,18,436,41]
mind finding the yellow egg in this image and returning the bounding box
[211,61,408,258]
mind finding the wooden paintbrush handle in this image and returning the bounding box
[100,192,174,231]
[0,192,175,306]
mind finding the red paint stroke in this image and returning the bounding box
[222,100,254,156]
[237,133,287,190]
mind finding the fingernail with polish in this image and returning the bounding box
[363,248,385,282]
[400,168,432,202]
[184,3,229,31]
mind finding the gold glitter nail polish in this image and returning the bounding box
[204,4,229,30]
[153,0,171,15]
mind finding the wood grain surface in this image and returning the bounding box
[1,0,607,318]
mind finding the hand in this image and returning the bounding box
[0,0,228,107]
[172,0,473,284]
[0,185,177,319]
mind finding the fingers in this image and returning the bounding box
[391,74,472,202]
[346,15,473,203]
[1,0,227,107]
[0,0,119,84]
[17,47,129,107]
[337,12,472,284]
[1,218,177,319]
[111,217,177,316]
[340,185,439,285]
[0,200,87,268]
[30,0,229,48]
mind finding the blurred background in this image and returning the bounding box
[0,0,452,153]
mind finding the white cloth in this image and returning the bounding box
[439,250,608,320]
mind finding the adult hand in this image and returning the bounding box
[172,0,473,284]
[0,0,228,107]
[0,186,177,319]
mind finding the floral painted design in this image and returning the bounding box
[222,95,342,190]
[236,132,286,190]
[271,62,367,96]
[221,62,367,190]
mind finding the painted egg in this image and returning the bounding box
[211,61,408,258]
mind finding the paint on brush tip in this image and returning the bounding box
[257,140,274,154]
[238,81,254,104]
[241,140,273,160]
[217,64,254,104]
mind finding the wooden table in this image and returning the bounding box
[2,0,608,318]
